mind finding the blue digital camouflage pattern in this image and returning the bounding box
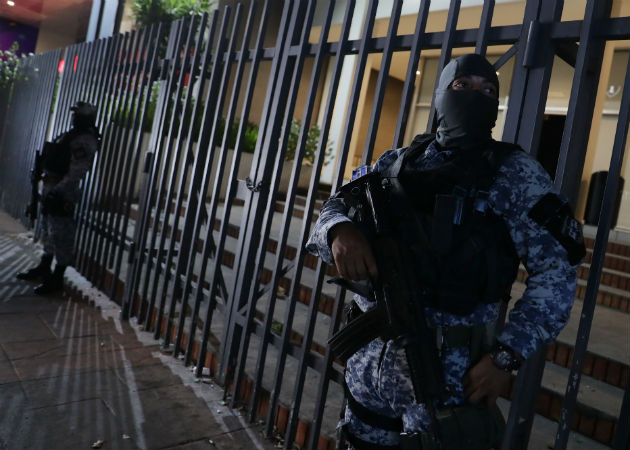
[305,139,580,446]
[41,130,98,266]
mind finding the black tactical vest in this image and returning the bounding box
[390,134,521,316]
[42,132,74,176]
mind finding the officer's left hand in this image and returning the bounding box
[463,354,512,406]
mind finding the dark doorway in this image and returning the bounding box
[537,114,566,179]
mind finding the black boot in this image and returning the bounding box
[16,254,53,282]
[34,264,66,296]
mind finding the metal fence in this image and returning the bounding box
[0,1,629,449]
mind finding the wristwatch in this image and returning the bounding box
[490,343,523,372]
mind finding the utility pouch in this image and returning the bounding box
[400,403,505,450]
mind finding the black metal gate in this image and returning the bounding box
[0,1,629,449]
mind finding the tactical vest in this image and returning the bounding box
[42,132,73,176]
[387,134,521,316]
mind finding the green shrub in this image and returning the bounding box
[130,0,213,28]
[285,119,334,166]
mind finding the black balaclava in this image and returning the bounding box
[434,54,499,150]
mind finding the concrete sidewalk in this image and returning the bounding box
[0,211,276,450]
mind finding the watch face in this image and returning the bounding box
[494,350,513,369]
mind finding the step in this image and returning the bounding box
[583,236,630,258]
[496,398,610,450]
[536,362,624,447]
[584,248,630,273]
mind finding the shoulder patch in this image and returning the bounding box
[528,193,586,265]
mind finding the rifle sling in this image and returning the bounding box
[344,381,404,432]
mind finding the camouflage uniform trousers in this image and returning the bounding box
[341,334,477,448]
[40,212,76,267]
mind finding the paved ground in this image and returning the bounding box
[0,211,276,450]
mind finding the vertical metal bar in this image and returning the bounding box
[426,0,461,132]
[475,0,496,57]
[131,18,187,323]
[553,0,613,207]
[165,9,234,351]
[500,4,564,449]
[392,0,431,149]
[147,14,206,327]
[47,47,69,139]
[219,0,316,416]
[102,27,155,297]
[266,0,376,441]
[193,0,271,377]
[141,17,196,320]
[296,4,355,444]
[612,374,630,450]
[360,0,403,165]
[230,0,335,419]
[152,10,228,343]
[330,0,379,191]
[553,48,630,450]
[86,32,134,283]
[74,38,107,251]
[174,3,255,361]
[76,35,122,274]
[251,1,355,428]
[55,45,77,133]
[94,30,144,287]
[501,0,564,154]
[121,20,184,320]
[151,7,222,331]
[80,34,130,276]
[215,0,295,383]
[111,24,165,308]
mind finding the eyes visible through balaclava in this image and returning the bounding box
[449,75,498,100]
[434,54,500,150]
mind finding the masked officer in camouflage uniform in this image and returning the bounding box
[306,54,585,449]
[17,101,99,295]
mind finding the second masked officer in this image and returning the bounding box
[306,54,585,449]
[17,101,100,295]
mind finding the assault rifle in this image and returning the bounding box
[327,171,444,449]
[25,149,43,227]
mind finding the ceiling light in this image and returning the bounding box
[416,70,421,75]
[7,1,15,6]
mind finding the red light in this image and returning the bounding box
[58,59,65,73]
[73,55,78,71]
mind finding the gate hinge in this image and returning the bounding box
[245,176,266,192]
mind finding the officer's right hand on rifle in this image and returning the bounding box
[329,222,378,281]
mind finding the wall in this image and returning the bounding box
[0,18,38,54]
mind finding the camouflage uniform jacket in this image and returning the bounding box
[306,139,579,365]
